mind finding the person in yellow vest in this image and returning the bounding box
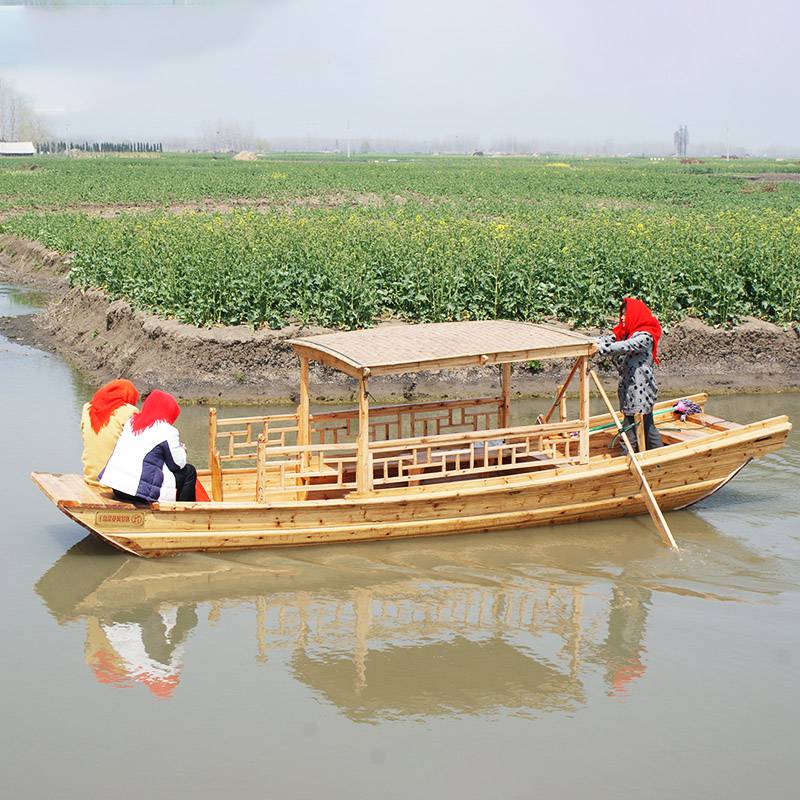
[80,379,140,485]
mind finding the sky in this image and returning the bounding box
[0,0,798,153]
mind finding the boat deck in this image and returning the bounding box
[32,472,131,510]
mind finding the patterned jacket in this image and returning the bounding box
[596,332,658,415]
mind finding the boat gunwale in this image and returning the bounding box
[109,475,735,543]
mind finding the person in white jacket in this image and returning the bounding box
[100,390,197,502]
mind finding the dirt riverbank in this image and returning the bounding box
[2,234,799,402]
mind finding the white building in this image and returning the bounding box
[0,141,37,156]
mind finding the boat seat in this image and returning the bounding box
[659,412,742,444]
[660,429,706,443]
[686,413,742,431]
[31,472,133,509]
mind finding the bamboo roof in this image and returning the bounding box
[289,320,595,377]
[293,639,582,721]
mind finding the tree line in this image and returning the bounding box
[36,141,164,154]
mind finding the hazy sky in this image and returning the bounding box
[1,0,798,150]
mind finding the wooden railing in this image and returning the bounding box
[208,409,300,500]
[369,420,584,489]
[211,411,300,464]
[311,397,503,444]
[251,419,586,501]
[255,439,358,501]
[210,399,585,502]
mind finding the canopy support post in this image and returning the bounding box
[589,369,679,551]
[578,356,590,463]
[208,407,223,501]
[297,355,310,447]
[208,407,217,472]
[356,373,373,494]
[500,362,512,428]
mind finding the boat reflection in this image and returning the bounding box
[35,513,774,716]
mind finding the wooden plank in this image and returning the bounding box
[291,343,363,378]
[30,472,127,508]
[90,476,726,556]
[686,413,741,431]
[589,369,678,551]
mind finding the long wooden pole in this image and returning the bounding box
[589,369,679,551]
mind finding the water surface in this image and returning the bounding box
[1,288,798,799]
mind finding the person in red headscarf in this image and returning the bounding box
[596,297,663,451]
[100,390,197,502]
[81,379,140,485]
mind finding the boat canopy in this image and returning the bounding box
[289,320,596,377]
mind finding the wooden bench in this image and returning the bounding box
[31,472,133,509]
[657,412,742,444]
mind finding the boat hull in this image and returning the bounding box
[36,415,790,557]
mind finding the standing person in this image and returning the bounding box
[81,379,139,485]
[100,390,197,502]
[596,297,663,451]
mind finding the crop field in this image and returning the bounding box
[1,154,799,328]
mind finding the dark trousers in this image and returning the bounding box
[114,463,197,503]
[621,413,663,453]
[173,464,197,502]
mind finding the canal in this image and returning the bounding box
[2,285,798,799]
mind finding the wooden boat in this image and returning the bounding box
[31,320,791,557]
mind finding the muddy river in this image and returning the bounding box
[2,284,798,799]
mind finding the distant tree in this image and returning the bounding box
[673,125,689,157]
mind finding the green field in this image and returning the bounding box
[1,154,799,328]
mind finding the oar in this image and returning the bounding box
[589,369,679,551]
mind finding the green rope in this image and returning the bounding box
[609,421,639,450]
